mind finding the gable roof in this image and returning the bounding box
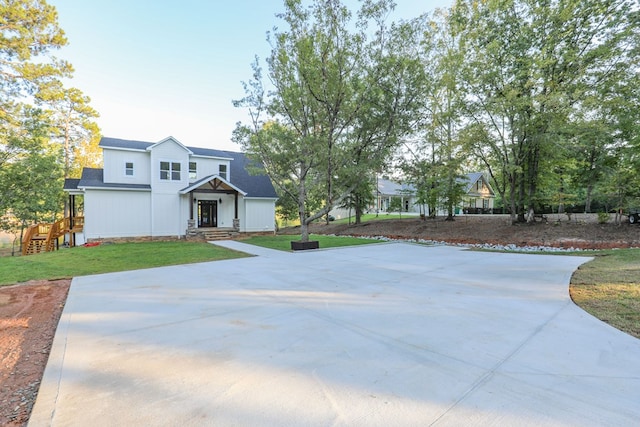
[64,147,277,198]
[100,137,232,160]
[460,172,495,196]
[146,136,193,154]
[180,174,247,196]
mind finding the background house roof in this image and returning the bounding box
[461,172,484,193]
[377,178,415,196]
[377,173,494,197]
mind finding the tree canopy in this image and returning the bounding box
[234,0,428,241]
[0,0,100,238]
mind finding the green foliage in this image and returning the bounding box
[0,107,63,232]
[458,0,638,222]
[0,0,100,233]
[234,0,428,241]
[37,84,101,177]
[388,196,403,216]
[402,8,468,220]
[597,212,611,224]
[0,0,71,116]
[0,241,247,286]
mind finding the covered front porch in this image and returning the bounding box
[180,175,247,237]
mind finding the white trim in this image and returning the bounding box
[179,174,247,196]
[159,159,182,181]
[102,146,145,153]
[79,186,151,192]
[190,153,234,161]
[124,160,135,178]
[188,160,197,180]
[146,136,193,155]
[243,197,278,201]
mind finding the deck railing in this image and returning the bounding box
[21,216,85,255]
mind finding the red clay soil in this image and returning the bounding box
[2,214,639,425]
[0,280,69,427]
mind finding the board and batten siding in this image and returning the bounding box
[152,193,183,236]
[83,190,151,239]
[102,149,150,185]
[242,198,276,232]
[189,157,231,182]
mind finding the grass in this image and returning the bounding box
[570,249,640,339]
[240,233,381,251]
[277,212,412,228]
[0,241,248,286]
[329,213,415,225]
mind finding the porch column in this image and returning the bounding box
[233,192,239,231]
[68,194,75,247]
[234,192,238,219]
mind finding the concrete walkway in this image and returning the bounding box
[30,242,640,426]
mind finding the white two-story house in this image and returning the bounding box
[64,136,278,241]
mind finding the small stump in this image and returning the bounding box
[291,240,320,251]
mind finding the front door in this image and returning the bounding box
[198,200,217,227]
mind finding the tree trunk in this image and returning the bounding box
[298,175,309,243]
[585,183,594,213]
[354,202,362,225]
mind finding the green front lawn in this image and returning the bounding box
[570,249,640,339]
[241,234,381,251]
[0,241,248,286]
[329,213,415,225]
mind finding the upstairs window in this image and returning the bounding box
[125,162,134,176]
[219,164,227,180]
[160,161,181,181]
[189,162,197,180]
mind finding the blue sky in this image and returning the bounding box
[51,0,451,151]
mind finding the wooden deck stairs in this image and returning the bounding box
[22,216,84,256]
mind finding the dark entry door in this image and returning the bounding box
[198,200,217,227]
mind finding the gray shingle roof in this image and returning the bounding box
[100,137,232,159]
[76,168,151,190]
[461,172,485,193]
[73,137,277,198]
[63,178,80,190]
[221,151,278,198]
[378,173,493,196]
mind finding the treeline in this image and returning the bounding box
[235,0,639,239]
[0,0,100,238]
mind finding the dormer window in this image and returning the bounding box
[125,162,134,176]
[160,161,181,181]
[189,162,197,180]
[219,164,227,180]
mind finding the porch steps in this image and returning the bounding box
[202,229,239,241]
[21,216,84,256]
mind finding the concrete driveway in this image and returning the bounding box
[30,242,640,426]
